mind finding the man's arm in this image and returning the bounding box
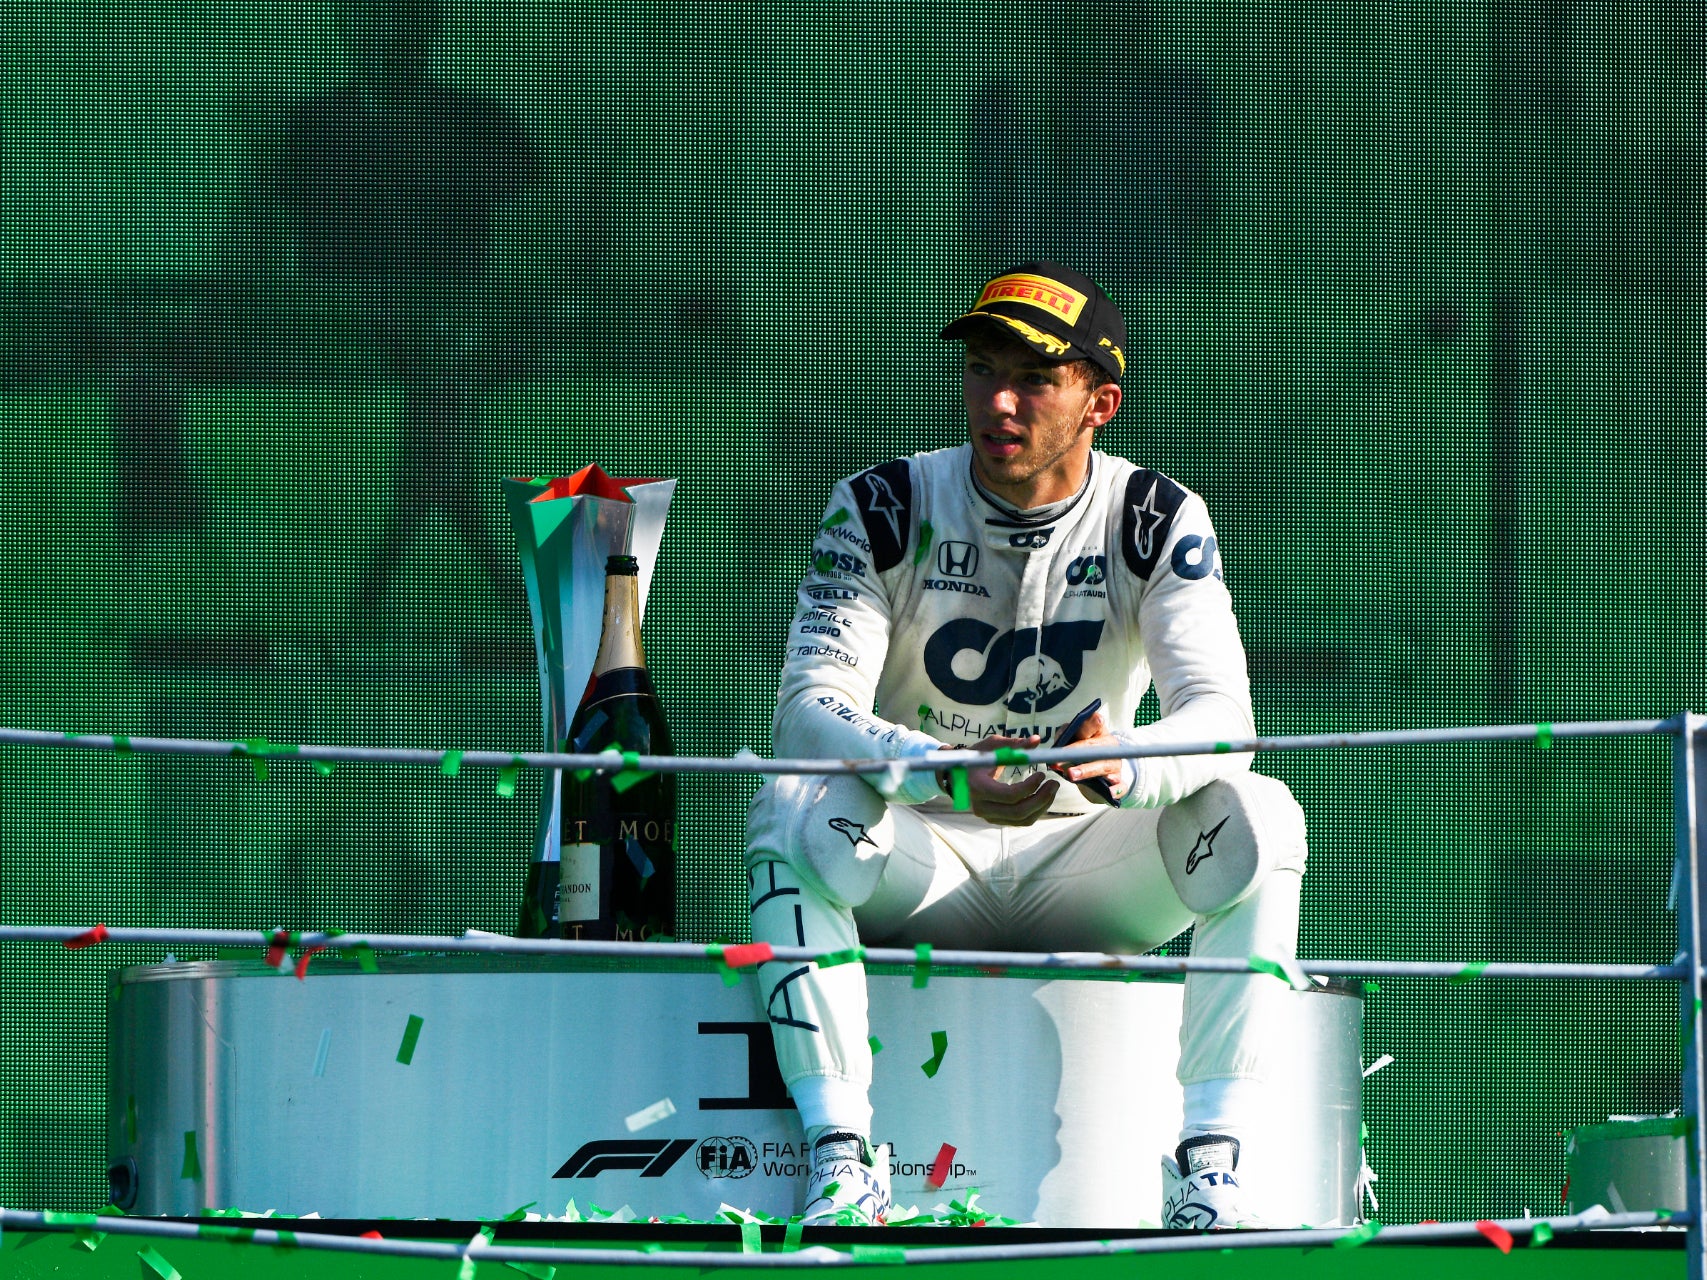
[1113,491,1256,808]
[772,471,947,805]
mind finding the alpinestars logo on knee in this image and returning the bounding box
[828,817,878,849]
[1185,816,1229,875]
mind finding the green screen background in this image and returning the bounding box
[0,0,1699,1227]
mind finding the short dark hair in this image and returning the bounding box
[1058,357,1110,391]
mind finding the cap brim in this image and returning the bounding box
[940,311,1081,361]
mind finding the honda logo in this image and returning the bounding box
[937,541,979,578]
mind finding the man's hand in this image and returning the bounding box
[1049,708,1130,805]
[941,735,1059,826]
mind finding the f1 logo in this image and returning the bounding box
[553,1138,695,1178]
[937,541,979,578]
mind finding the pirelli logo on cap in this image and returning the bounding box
[977,273,1087,325]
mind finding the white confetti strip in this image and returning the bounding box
[312,1028,332,1078]
[1362,1053,1395,1078]
[624,1096,677,1132]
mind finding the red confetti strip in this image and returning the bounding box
[925,1143,956,1190]
[264,930,291,968]
[1476,1221,1514,1254]
[719,943,774,969]
[294,946,326,981]
[360,1231,383,1240]
[64,924,109,949]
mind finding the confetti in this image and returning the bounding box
[65,924,109,949]
[397,1014,425,1065]
[1333,1220,1382,1248]
[138,1245,182,1280]
[739,1220,761,1253]
[441,750,464,777]
[496,758,523,798]
[949,768,970,811]
[624,1097,677,1132]
[1475,1220,1514,1254]
[868,1036,884,1055]
[1450,962,1489,985]
[926,1144,956,1190]
[180,1131,201,1180]
[1536,722,1554,750]
[921,1030,949,1078]
[313,1028,332,1078]
[912,943,933,988]
[1530,1222,1554,1247]
[294,946,326,980]
[1362,1053,1395,1078]
[719,943,773,969]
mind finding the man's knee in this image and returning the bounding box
[1157,773,1308,915]
[746,772,896,908]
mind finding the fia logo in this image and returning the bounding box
[697,1136,759,1180]
[937,541,979,578]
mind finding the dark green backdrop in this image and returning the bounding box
[0,0,1699,1227]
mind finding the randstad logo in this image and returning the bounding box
[979,273,1087,324]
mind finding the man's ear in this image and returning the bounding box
[1086,383,1123,429]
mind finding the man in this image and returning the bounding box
[746,262,1308,1229]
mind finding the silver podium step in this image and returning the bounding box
[107,956,1363,1227]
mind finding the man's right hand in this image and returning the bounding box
[940,735,1059,827]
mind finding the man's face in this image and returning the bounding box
[962,332,1114,508]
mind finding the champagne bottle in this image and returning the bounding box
[554,553,676,941]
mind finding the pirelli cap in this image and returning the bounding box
[940,262,1127,383]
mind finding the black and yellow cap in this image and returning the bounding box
[940,262,1127,383]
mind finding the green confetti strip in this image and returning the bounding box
[113,734,132,755]
[126,1094,138,1143]
[496,758,524,798]
[505,1264,556,1280]
[74,1226,107,1251]
[782,1220,803,1252]
[850,1244,908,1264]
[921,1029,949,1078]
[397,1014,425,1064]
[821,507,851,529]
[311,759,335,777]
[1536,722,1554,750]
[460,1256,479,1280]
[354,942,380,973]
[1530,1222,1554,1247]
[1247,955,1289,984]
[992,747,1029,766]
[869,1035,884,1055]
[1333,1220,1383,1248]
[180,1131,201,1180]
[1450,962,1488,985]
[196,1224,255,1243]
[1214,742,1231,753]
[818,947,866,967]
[739,1219,762,1253]
[611,751,653,793]
[914,520,934,565]
[502,1202,537,1221]
[949,767,970,811]
[441,750,464,777]
[138,1245,182,1280]
[912,943,933,988]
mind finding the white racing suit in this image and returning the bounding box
[746,444,1308,1174]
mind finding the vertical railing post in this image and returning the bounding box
[1675,713,1707,1280]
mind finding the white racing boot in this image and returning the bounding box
[1162,1134,1269,1230]
[800,1130,892,1226]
